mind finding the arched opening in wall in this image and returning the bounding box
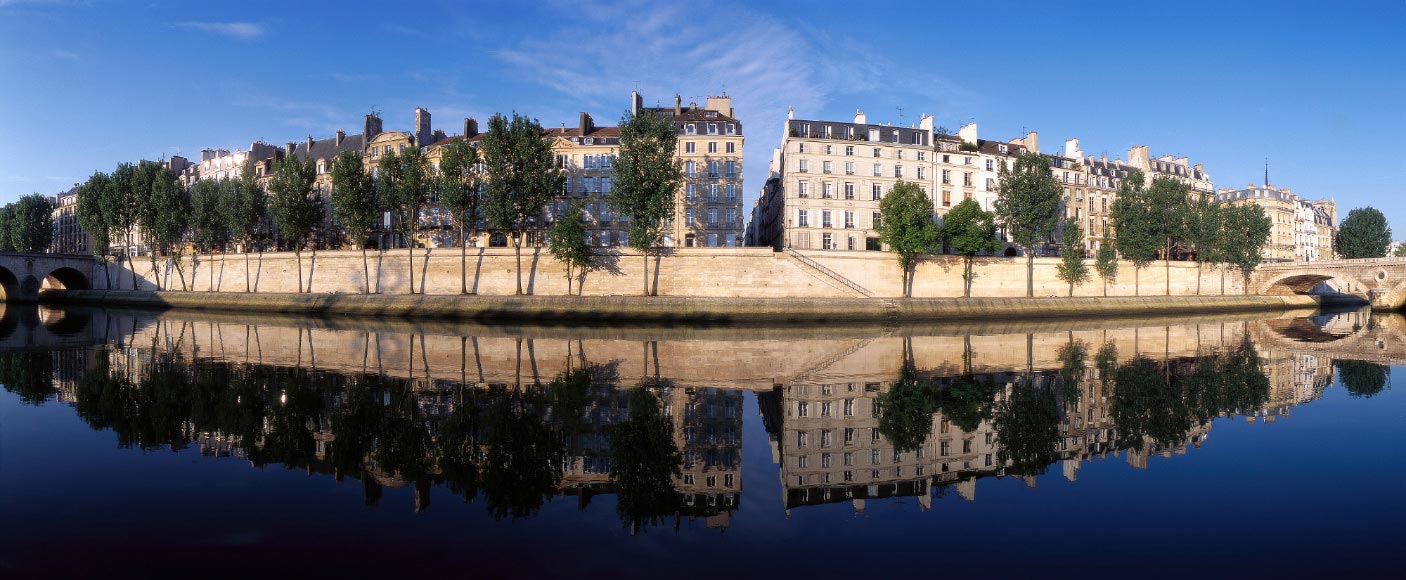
[489,233,508,248]
[1264,273,1336,296]
[41,267,91,291]
[1003,247,1018,257]
[0,266,18,302]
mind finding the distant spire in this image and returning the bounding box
[1264,158,1269,187]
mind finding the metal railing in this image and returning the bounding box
[787,250,873,298]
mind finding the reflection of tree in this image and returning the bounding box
[0,352,55,405]
[993,380,1060,476]
[328,376,381,484]
[437,394,482,504]
[938,376,1000,433]
[1057,339,1088,406]
[479,389,566,520]
[607,388,682,533]
[1095,342,1119,397]
[879,367,939,453]
[248,368,323,470]
[1113,341,1272,450]
[1336,360,1390,398]
[73,351,194,450]
[1110,357,1186,448]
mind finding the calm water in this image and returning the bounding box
[1,304,1404,577]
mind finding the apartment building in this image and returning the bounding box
[635,92,745,247]
[49,185,90,255]
[1214,183,1336,262]
[544,112,624,247]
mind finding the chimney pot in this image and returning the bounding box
[335,130,345,146]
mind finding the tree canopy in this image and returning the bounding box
[607,110,683,296]
[942,198,999,297]
[992,152,1062,297]
[877,181,938,297]
[1336,207,1391,259]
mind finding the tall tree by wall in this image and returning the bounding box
[105,162,140,289]
[877,181,939,297]
[330,151,379,294]
[1146,176,1191,294]
[1056,222,1089,296]
[149,170,191,289]
[1094,225,1119,296]
[1223,203,1272,294]
[547,201,594,295]
[383,146,431,294]
[993,152,1063,297]
[223,166,267,292]
[190,179,227,291]
[1185,196,1225,295]
[7,194,54,253]
[1110,169,1160,296]
[76,171,114,287]
[1336,207,1392,259]
[942,198,1000,297]
[606,110,682,297]
[437,140,485,294]
[131,162,165,288]
[0,205,13,252]
[268,156,321,293]
[484,113,564,295]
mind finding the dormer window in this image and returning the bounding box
[585,137,594,145]
[707,123,718,135]
[686,123,696,135]
[998,144,1008,153]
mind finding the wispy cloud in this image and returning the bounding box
[234,94,347,136]
[176,21,264,40]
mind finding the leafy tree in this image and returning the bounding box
[942,198,1000,297]
[606,110,682,297]
[437,139,486,294]
[223,167,267,292]
[547,201,594,295]
[607,389,682,533]
[9,193,55,253]
[479,391,565,520]
[877,181,939,297]
[132,162,165,288]
[993,152,1063,297]
[878,366,939,453]
[0,204,13,252]
[0,352,55,404]
[268,155,321,293]
[1223,203,1272,294]
[1185,196,1225,295]
[150,170,192,290]
[1110,169,1160,295]
[1056,222,1088,296]
[1394,243,1406,258]
[1094,225,1118,296]
[485,113,565,295]
[1336,360,1389,398]
[190,179,226,290]
[105,162,141,289]
[1146,176,1191,294]
[330,151,378,294]
[77,171,114,287]
[938,376,1000,433]
[1336,207,1392,259]
[1110,356,1189,449]
[381,146,431,294]
[1094,341,1118,396]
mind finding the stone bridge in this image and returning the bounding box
[1251,309,1406,366]
[0,252,97,302]
[1251,258,1406,311]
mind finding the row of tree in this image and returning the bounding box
[875,152,1275,297]
[0,194,54,253]
[69,111,683,296]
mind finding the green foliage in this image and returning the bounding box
[5,194,55,252]
[1094,341,1118,396]
[937,376,1001,433]
[1057,339,1088,405]
[0,205,12,252]
[1336,207,1392,259]
[607,389,682,532]
[608,110,683,296]
[268,155,321,252]
[1056,222,1089,294]
[1185,195,1225,265]
[1335,360,1389,398]
[878,181,939,296]
[76,171,114,259]
[190,179,226,252]
[484,113,564,294]
[1110,169,1160,267]
[1094,225,1118,285]
[437,139,484,247]
[993,152,1063,296]
[878,367,939,453]
[1111,342,1270,449]
[479,389,566,520]
[942,198,999,297]
[223,165,267,252]
[1145,176,1191,260]
[993,381,1061,476]
[1394,243,1406,258]
[382,145,431,248]
[0,352,55,404]
[1223,203,1272,284]
[547,201,594,295]
[330,151,378,248]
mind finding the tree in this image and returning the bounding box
[1394,243,1406,258]
[606,110,681,297]
[1185,196,1225,295]
[877,181,939,297]
[547,201,594,295]
[382,146,431,294]
[223,166,266,292]
[190,179,227,291]
[330,151,378,294]
[943,198,1000,297]
[105,162,140,289]
[132,162,165,288]
[1094,225,1118,296]
[1336,207,1392,259]
[993,379,1060,476]
[148,170,191,289]
[878,367,939,453]
[1223,203,1272,294]
[0,204,13,252]
[268,155,321,293]
[607,389,682,533]
[9,194,55,253]
[1110,169,1160,296]
[1146,176,1191,294]
[1055,222,1089,296]
[437,140,485,294]
[77,171,114,287]
[485,113,564,295]
[1335,360,1390,398]
[993,152,1063,297]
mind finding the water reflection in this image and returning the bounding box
[0,305,1394,524]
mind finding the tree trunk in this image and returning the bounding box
[460,223,467,294]
[963,255,972,298]
[127,230,137,290]
[1135,265,1140,297]
[173,254,186,290]
[361,246,370,294]
[1026,250,1034,298]
[565,264,573,296]
[295,249,303,293]
[643,250,649,296]
[149,245,161,290]
[515,232,524,295]
[408,231,415,294]
[308,247,316,293]
[1195,262,1202,295]
[1220,266,1226,295]
[1165,257,1171,296]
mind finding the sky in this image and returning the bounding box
[2,0,1403,229]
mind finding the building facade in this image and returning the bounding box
[1215,184,1336,262]
[49,185,90,255]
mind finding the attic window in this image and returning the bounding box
[998,144,1008,153]
[585,137,594,145]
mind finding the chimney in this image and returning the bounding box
[705,95,732,117]
[306,135,314,151]
[463,117,478,137]
[579,112,593,135]
[787,106,794,120]
[958,122,978,146]
[414,107,432,146]
[1064,138,1083,159]
[674,94,681,116]
[285,142,295,157]
[919,113,933,134]
[335,130,345,147]
[363,113,383,149]
[689,101,697,112]
[630,90,643,116]
[854,109,866,125]
[1021,131,1038,154]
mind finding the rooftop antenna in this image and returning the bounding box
[896,105,905,126]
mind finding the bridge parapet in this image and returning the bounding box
[0,252,97,303]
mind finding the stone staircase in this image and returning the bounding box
[786,250,873,298]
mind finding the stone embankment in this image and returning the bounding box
[45,289,1321,325]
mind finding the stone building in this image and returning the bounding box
[49,184,90,255]
[544,112,625,247]
[1215,183,1335,262]
[635,92,745,247]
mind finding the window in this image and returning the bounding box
[707,184,718,201]
[725,233,736,247]
[942,190,951,207]
[708,123,718,135]
[797,210,809,227]
[685,207,696,226]
[894,165,902,178]
[964,156,972,166]
[871,184,882,200]
[941,441,950,456]
[707,141,717,153]
[796,430,807,448]
[845,145,854,156]
[726,123,735,135]
[917,167,925,180]
[821,232,834,249]
[725,184,737,201]
[686,161,697,177]
[686,183,698,201]
[821,210,833,228]
[872,147,881,158]
[844,161,854,175]
[844,182,854,200]
[686,123,697,135]
[871,449,881,465]
[822,182,832,199]
[873,163,882,177]
[822,161,833,174]
[797,181,808,197]
[797,402,809,417]
[844,428,855,444]
[726,142,735,153]
[986,159,994,171]
[707,233,718,246]
[847,235,856,250]
[985,178,994,190]
[725,208,736,226]
[685,142,695,153]
[707,161,719,178]
[725,161,737,177]
[873,212,882,228]
[824,144,833,155]
[798,159,808,173]
[798,142,807,154]
[868,128,879,141]
[918,151,926,161]
[821,452,832,467]
[707,208,718,225]
[964,172,973,187]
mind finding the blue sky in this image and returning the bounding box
[3,0,1403,230]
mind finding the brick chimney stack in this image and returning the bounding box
[335,130,345,147]
[414,107,432,146]
[463,117,479,137]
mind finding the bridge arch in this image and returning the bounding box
[42,266,90,291]
[0,265,16,302]
[1261,273,1337,295]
